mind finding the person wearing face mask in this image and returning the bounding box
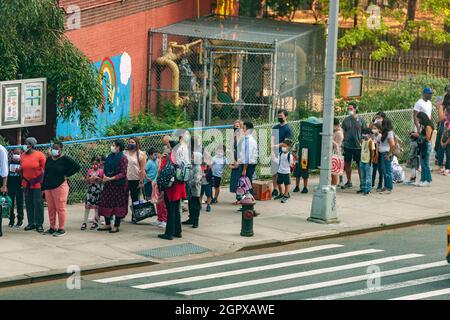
[341,102,366,190]
[370,121,383,192]
[272,139,294,203]
[413,87,433,133]
[7,148,24,229]
[20,137,46,233]
[124,137,147,205]
[144,147,159,201]
[211,145,228,204]
[271,110,292,198]
[97,140,129,233]
[42,142,80,237]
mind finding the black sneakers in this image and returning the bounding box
[53,229,66,237]
[274,194,284,200]
[24,225,36,231]
[293,186,300,193]
[44,228,57,235]
[301,187,309,194]
[272,189,279,198]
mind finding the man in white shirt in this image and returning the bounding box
[413,87,433,132]
[238,122,258,193]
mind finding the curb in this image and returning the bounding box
[0,259,158,289]
[1,213,449,289]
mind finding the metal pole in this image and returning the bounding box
[207,50,214,125]
[308,0,340,224]
[202,44,208,127]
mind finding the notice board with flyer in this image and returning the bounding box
[0,78,46,129]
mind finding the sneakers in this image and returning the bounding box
[24,225,36,231]
[301,187,309,194]
[182,220,193,225]
[293,186,300,193]
[8,221,14,228]
[15,221,23,229]
[281,196,289,203]
[36,226,44,234]
[272,189,279,198]
[53,229,66,237]
[211,198,218,204]
[151,220,167,228]
[341,182,353,189]
[380,189,392,195]
[44,228,57,235]
[274,194,284,200]
[206,204,211,212]
[417,181,431,187]
[159,221,167,228]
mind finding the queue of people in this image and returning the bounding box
[0,84,448,238]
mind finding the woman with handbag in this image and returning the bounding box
[97,140,128,233]
[125,137,147,204]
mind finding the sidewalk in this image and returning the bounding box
[1,168,449,286]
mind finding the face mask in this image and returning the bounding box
[22,145,29,153]
[153,153,158,159]
[128,144,136,150]
[233,127,239,132]
[278,117,284,123]
[348,111,355,116]
[12,154,20,161]
[51,149,60,157]
[111,146,117,153]
[372,129,378,134]
[281,147,288,153]
[375,119,382,125]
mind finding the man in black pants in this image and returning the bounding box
[8,148,24,228]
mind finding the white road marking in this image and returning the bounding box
[221,261,448,300]
[132,249,383,289]
[178,254,422,296]
[308,274,450,300]
[390,288,450,300]
[94,244,343,283]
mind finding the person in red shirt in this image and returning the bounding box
[158,140,187,240]
[20,137,46,233]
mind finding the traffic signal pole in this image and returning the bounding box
[308,0,340,224]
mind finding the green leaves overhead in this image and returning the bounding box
[0,0,111,135]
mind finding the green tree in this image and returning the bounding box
[0,0,111,136]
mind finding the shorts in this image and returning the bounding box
[343,147,361,164]
[294,165,309,179]
[276,173,291,185]
[201,184,212,198]
[212,176,222,188]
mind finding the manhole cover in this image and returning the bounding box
[136,243,209,259]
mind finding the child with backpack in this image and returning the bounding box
[82,156,104,230]
[272,139,294,203]
[200,161,213,212]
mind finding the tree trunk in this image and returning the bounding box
[406,0,417,24]
[445,24,450,60]
[353,0,359,28]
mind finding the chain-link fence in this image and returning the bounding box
[148,16,325,126]
[5,108,437,204]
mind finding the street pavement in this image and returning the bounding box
[0,220,449,300]
[0,168,449,286]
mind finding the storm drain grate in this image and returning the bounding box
[136,243,209,259]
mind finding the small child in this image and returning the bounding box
[211,145,228,204]
[405,133,420,185]
[184,152,203,228]
[200,161,213,212]
[359,128,375,195]
[82,156,104,230]
[150,181,167,228]
[291,142,309,194]
[144,147,159,200]
[273,139,294,203]
[7,148,24,228]
[370,122,383,192]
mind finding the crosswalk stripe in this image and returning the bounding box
[308,274,450,300]
[178,254,422,296]
[390,288,450,300]
[132,249,383,290]
[94,244,343,283]
[221,261,448,300]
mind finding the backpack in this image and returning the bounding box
[236,176,252,197]
[156,156,176,191]
[278,151,294,173]
[175,160,192,182]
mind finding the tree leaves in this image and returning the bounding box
[0,0,109,136]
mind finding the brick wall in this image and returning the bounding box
[62,0,212,116]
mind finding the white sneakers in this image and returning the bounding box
[417,181,431,187]
[150,220,167,228]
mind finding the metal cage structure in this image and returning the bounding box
[148,15,325,126]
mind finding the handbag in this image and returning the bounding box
[0,193,12,219]
[331,155,344,176]
[131,188,156,224]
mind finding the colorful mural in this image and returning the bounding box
[56,52,131,138]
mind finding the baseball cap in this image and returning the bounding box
[423,87,433,94]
